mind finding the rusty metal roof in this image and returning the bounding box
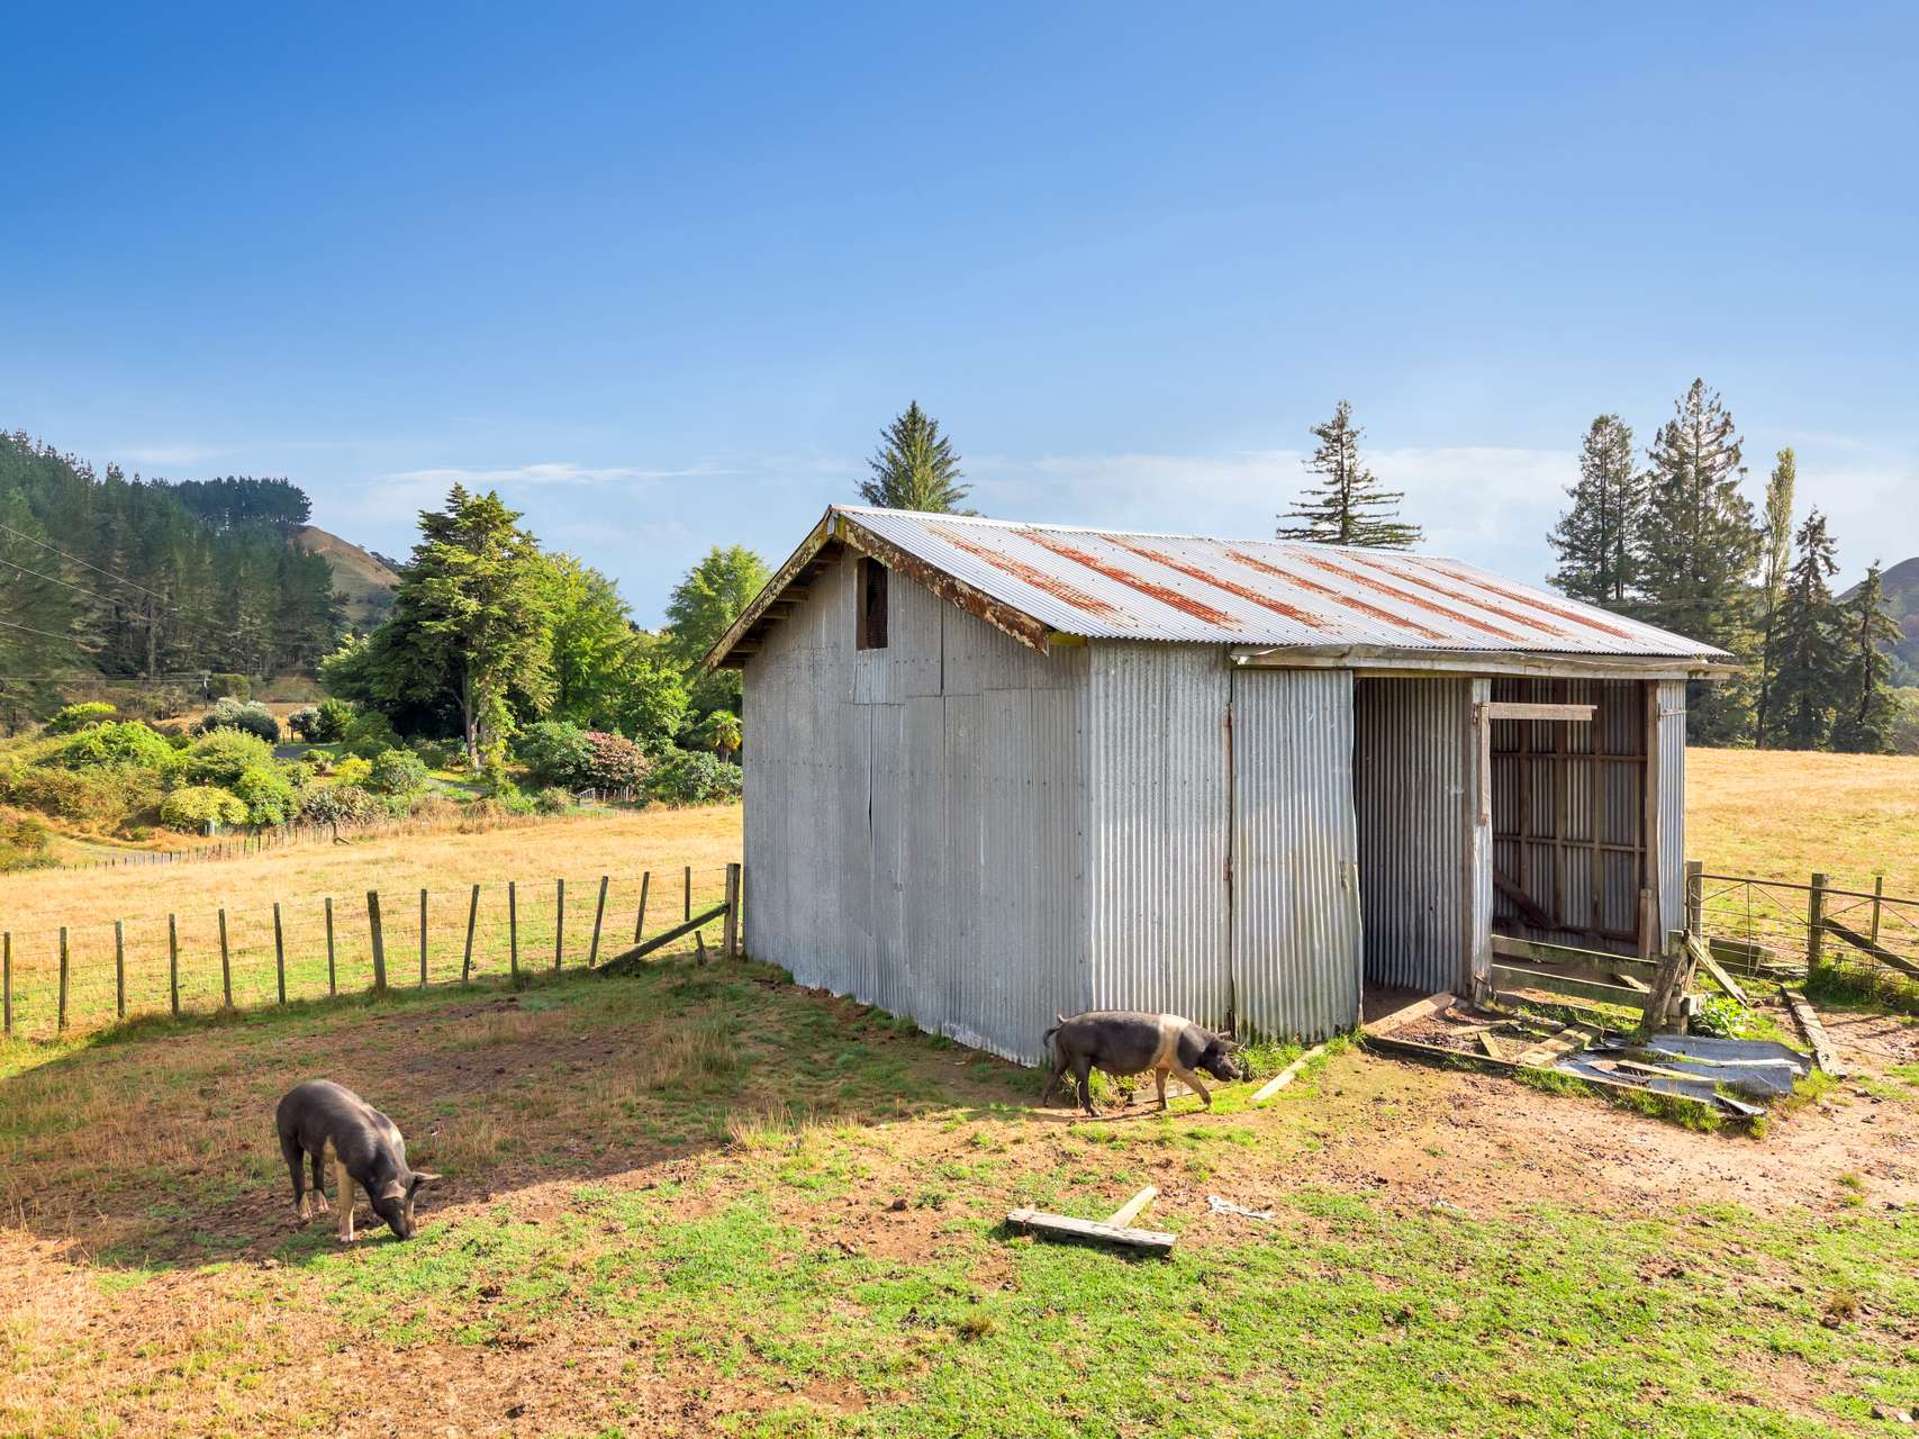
[707,506,1730,668]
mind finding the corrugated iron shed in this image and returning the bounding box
[708,506,1730,668]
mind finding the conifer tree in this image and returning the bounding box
[1546,414,1642,606]
[859,403,969,512]
[1279,400,1421,548]
[1830,561,1903,754]
[1769,509,1844,749]
[1634,380,1761,742]
[1753,448,1797,748]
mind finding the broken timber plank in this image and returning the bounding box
[597,904,729,971]
[1005,1207,1175,1255]
[1479,1032,1506,1061]
[1612,971,1651,994]
[1821,918,1919,980]
[1364,991,1453,1037]
[1783,990,1845,1077]
[1251,1043,1328,1103]
[1514,1022,1597,1069]
[1687,934,1749,1005]
[1490,964,1648,1012]
[1103,1186,1158,1229]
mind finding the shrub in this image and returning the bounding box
[183,729,276,787]
[0,814,52,873]
[580,730,648,788]
[0,763,163,829]
[340,710,402,759]
[409,736,463,770]
[159,785,248,832]
[406,793,461,823]
[195,697,281,744]
[646,750,744,806]
[232,765,300,825]
[331,754,373,786]
[516,720,593,787]
[534,785,572,814]
[301,697,357,743]
[298,783,383,825]
[45,701,117,735]
[367,748,430,796]
[54,721,179,773]
[286,706,321,741]
[205,673,251,700]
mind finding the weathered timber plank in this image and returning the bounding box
[1006,1208,1175,1255]
[1103,1186,1158,1228]
[1252,1043,1328,1102]
[1688,938,1749,1005]
[1364,992,1454,1037]
[1783,990,1844,1077]
[1822,918,1919,980]
[1490,964,1649,1012]
[1491,933,1660,973]
[598,904,728,971]
[1514,1022,1598,1069]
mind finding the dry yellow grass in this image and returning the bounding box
[1686,746,1919,896]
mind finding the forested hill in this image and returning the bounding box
[1843,556,1919,686]
[0,432,344,702]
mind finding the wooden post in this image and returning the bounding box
[274,903,287,1004]
[114,919,126,1020]
[168,915,179,1016]
[419,888,429,988]
[1685,859,1703,938]
[367,891,386,993]
[683,866,692,922]
[1871,874,1885,946]
[2,932,10,1036]
[633,871,650,942]
[554,878,565,971]
[508,881,519,977]
[57,928,69,1032]
[588,875,608,967]
[325,897,336,995]
[1808,872,1828,976]
[723,863,741,958]
[218,909,232,1009]
[462,884,479,983]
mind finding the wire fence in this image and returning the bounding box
[1694,862,1919,1002]
[1,863,739,1039]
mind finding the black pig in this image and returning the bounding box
[275,1080,440,1242]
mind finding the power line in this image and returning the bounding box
[0,518,173,605]
[0,615,81,643]
[0,553,152,616]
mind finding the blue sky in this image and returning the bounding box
[5,3,1915,621]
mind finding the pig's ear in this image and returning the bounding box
[409,1170,443,1192]
[377,1179,407,1202]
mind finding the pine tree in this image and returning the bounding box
[1634,380,1761,743]
[859,402,969,512]
[1752,448,1797,747]
[1278,400,1421,548]
[1830,561,1903,754]
[1547,415,1642,606]
[1769,509,1844,749]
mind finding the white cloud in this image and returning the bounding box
[383,460,740,489]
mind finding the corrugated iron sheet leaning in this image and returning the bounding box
[706,505,1735,1078]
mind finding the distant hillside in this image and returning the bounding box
[1843,555,1919,686]
[294,525,400,631]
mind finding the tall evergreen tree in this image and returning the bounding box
[664,545,770,719]
[1278,400,1421,548]
[1830,561,1903,754]
[539,552,638,731]
[1634,379,1760,742]
[1752,448,1797,747]
[1769,509,1843,749]
[859,402,970,512]
[1546,414,1642,606]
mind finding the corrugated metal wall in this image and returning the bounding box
[1656,679,1688,942]
[1353,678,1469,995]
[1083,643,1231,1027]
[1230,667,1363,1041]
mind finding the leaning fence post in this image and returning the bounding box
[554,878,565,971]
[274,902,287,1005]
[325,897,336,996]
[1685,859,1703,938]
[168,915,180,1016]
[723,863,741,959]
[1808,872,1828,977]
[218,909,232,1009]
[419,888,429,988]
[634,871,650,942]
[588,875,608,967]
[2,931,10,1036]
[462,884,479,982]
[115,919,127,1020]
[508,881,519,978]
[367,891,387,993]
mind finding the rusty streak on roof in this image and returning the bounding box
[1018,528,1240,628]
[1108,537,1329,629]
[928,525,1126,621]
[1340,550,1572,639]
[1294,552,1526,644]
[1424,559,1640,643]
[1223,548,1453,643]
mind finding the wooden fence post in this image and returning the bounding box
[633,872,650,942]
[2,931,10,1036]
[1871,874,1885,946]
[367,891,387,993]
[554,878,565,971]
[723,863,741,959]
[419,888,429,988]
[588,875,608,967]
[218,909,232,1009]
[57,927,69,1032]
[508,881,519,978]
[462,884,479,983]
[683,866,692,923]
[168,915,179,1016]
[115,919,126,1020]
[1808,872,1828,976]
[1685,859,1703,939]
[325,897,336,995]
[274,903,287,1004]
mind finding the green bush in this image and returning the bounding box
[298,697,356,743]
[0,763,163,829]
[159,785,248,832]
[340,710,402,759]
[645,750,743,805]
[232,765,300,825]
[331,754,373,786]
[516,720,593,786]
[367,747,430,796]
[45,701,118,735]
[205,673,251,700]
[183,729,275,787]
[534,785,572,814]
[286,706,321,741]
[0,814,52,873]
[195,697,281,743]
[54,721,179,772]
[408,736,463,770]
[298,783,383,825]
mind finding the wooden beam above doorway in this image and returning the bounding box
[1481,702,1596,722]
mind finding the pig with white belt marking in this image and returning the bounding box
[1041,1010,1242,1115]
